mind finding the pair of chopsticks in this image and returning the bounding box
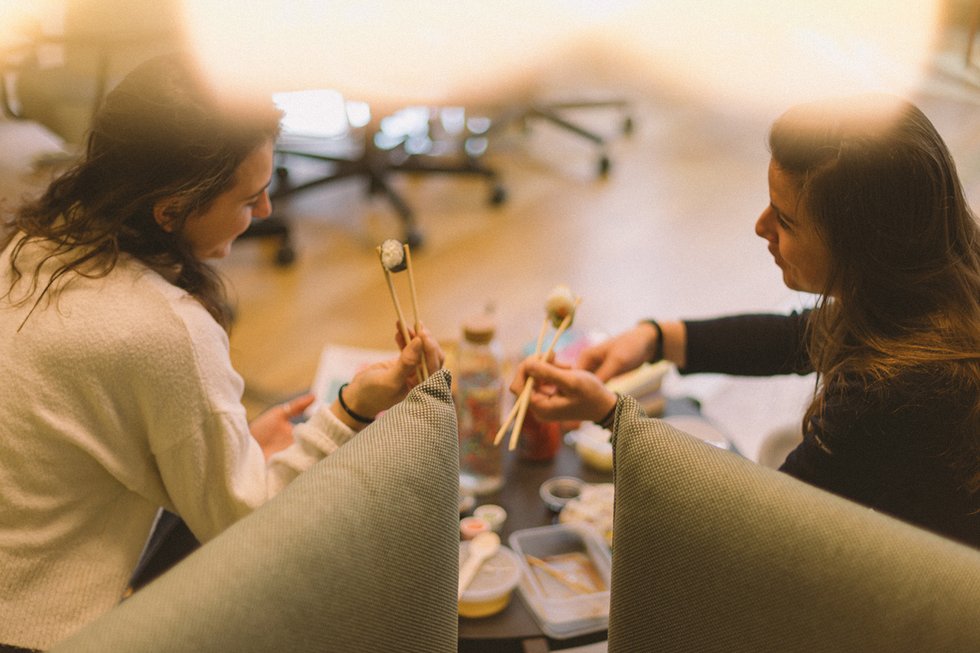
[377,240,429,381]
[492,298,580,451]
[525,554,600,595]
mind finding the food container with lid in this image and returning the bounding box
[509,523,612,639]
[457,541,522,618]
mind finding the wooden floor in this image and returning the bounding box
[210,31,980,458]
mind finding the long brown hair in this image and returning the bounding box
[2,52,282,330]
[769,94,980,491]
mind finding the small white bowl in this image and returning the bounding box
[539,476,585,512]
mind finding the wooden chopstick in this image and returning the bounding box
[507,300,579,450]
[378,249,422,384]
[493,317,549,446]
[402,243,428,380]
[525,554,597,595]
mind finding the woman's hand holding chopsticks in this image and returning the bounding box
[330,324,444,431]
[507,356,617,425]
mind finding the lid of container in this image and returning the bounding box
[458,542,521,602]
[462,315,495,344]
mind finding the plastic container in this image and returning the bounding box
[567,422,613,472]
[456,316,504,495]
[460,516,490,540]
[458,541,522,618]
[473,504,507,532]
[509,523,612,639]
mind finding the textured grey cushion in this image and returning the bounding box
[52,369,459,653]
[607,394,980,653]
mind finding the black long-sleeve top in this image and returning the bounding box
[681,312,979,549]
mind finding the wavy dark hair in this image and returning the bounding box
[769,94,980,492]
[2,52,282,330]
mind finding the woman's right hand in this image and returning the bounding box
[510,356,617,424]
[331,326,442,431]
[577,322,660,381]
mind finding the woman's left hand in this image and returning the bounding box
[249,393,315,460]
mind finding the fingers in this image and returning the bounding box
[398,337,425,373]
[281,393,315,418]
[576,343,606,373]
[591,358,623,383]
[416,327,444,373]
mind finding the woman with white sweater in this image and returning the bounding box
[0,53,442,651]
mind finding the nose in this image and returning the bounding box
[253,190,272,220]
[755,206,774,241]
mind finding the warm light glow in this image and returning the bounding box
[0,1,62,50]
[601,1,941,115]
[182,1,583,105]
[182,0,941,116]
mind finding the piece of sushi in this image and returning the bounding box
[379,238,407,272]
[545,284,577,328]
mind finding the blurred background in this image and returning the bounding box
[2,0,979,459]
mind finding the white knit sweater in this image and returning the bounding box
[0,237,353,649]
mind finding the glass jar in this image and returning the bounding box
[456,316,504,495]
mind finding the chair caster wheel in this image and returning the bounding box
[275,244,296,266]
[405,230,424,249]
[598,155,611,177]
[489,186,507,205]
[623,116,634,135]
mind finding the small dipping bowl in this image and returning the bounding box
[539,476,585,512]
[473,504,507,533]
[460,516,490,540]
[458,541,522,618]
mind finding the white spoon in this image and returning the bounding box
[458,531,501,600]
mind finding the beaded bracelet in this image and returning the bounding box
[643,319,665,363]
[338,383,375,424]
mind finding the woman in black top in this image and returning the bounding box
[510,94,980,548]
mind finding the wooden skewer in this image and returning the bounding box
[402,243,429,380]
[525,555,596,595]
[493,317,549,446]
[507,301,579,451]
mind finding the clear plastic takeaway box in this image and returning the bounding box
[508,523,612,639]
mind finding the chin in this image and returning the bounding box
[197,244,233,260]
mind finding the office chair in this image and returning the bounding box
[493,96,634,177]
[248,90,506,265]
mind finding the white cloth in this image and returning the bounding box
[0,236,353,649]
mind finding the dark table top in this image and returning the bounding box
[458,397,701,652]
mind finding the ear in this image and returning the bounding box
[153,198,181,233]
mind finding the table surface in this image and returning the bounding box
[458,396,701,652]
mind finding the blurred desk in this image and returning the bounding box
[458,396,701,653]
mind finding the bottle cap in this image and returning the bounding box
[462,315,495,344]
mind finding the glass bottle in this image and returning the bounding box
[456,316,504,495]
[517,410,561,462]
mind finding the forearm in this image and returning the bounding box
[636,319,687,368]
[266,404,355,495]
[680,312,813,376]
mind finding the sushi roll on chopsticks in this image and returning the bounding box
[495,285,581,450]
[378,238,428,380]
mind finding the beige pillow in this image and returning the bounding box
[608,394,980,653]
[52,370,460,653]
